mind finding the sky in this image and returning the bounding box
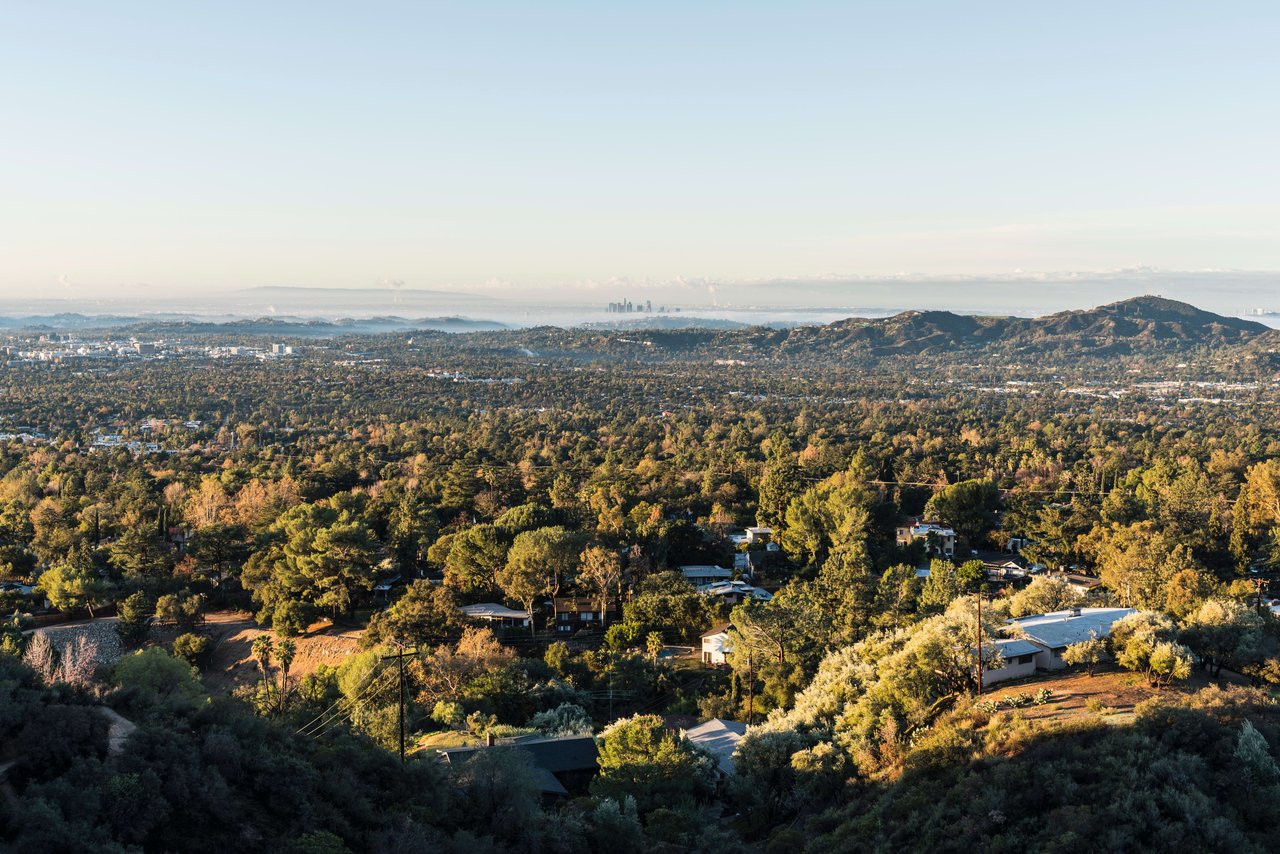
[2,1,1279,309]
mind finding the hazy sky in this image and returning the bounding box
[3,1,1279,302]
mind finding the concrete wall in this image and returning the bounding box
[983,657,1038,687]
[1033,647,1068,671]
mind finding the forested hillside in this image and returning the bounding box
[2,299,1280,852]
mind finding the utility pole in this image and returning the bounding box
[381,642,417,763]
[975,589,983,697]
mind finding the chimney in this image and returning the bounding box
[485,732,496,747]
[1071,607,1082,617]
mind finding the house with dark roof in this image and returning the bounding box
[437,734,599,797]
[681,565,734,586]
[552,596,619,633]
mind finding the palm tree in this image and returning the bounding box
[276,637,297,712]
[251,635,274,690]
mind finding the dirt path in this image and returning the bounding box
[98,706,137,755]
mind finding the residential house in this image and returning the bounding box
[682,718,748,775]
[459,603,531,630]
[552,596,619,633]
[701,623,732,666]
[745,526,773,545]
[372,574,402,603]
[1004,607,1136,670]
[697,580,772,605]
[980,638,1042,687]
[895,518,956,557]
[438,734,599,797]
[984,559,1030,585]
[681,565,734,586]
[1052,572,1105,599]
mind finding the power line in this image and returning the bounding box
[296,664,395,737]
[381,642,419,762]
[295,661,384,734]
[303,668,400,740]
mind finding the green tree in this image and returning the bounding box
[495,550,543,636]
[924,479,1001,546]
[108,522,171,582]
[1007,577,1079,617]
[590,713,717,813]
[918,559,961,612]
[1062,632,1107,675]
[579,545,624,628]
[362,580,467,647]
[241,501,379,627]
[154,591,203,630]
[1111,611,1193,687]
[1234,719,1279,792]
[252,635,275,689]
[37,560,107,618]
[171,632,212,667]
[277,637,297,711]
[116,590,153,646]
[112,647,207,712]
[442,524,508,593]
[505,526,581,624]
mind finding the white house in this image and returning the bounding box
[1004,607,1135,670]
[745,526,773,545]
[701,623,732,666]
[681,565,734,586]
[459,603,531,629]
[984,560,1029,582]
[895,519,956,557]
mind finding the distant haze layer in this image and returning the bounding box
[1,271,1279,329]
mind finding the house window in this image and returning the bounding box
[559,613,571,621]
[579,612,595,621]
[1017,654,1034,664]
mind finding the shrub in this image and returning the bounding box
[1002,692,1035,708]
[172,632,212,667]
[115,591,153,647]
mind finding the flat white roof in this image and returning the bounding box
[460,603,529,620]
[1006,607,1135,650]
[683,718,747,775]
[993,638,1042,658]
[680,565,733,577]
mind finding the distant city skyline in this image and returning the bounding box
[3,3,1279,303]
